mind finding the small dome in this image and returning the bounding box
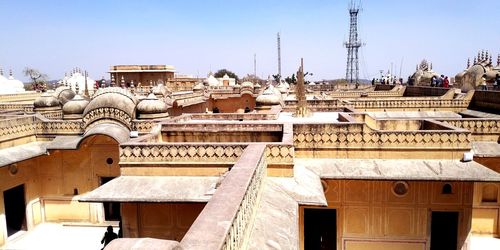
[241,81,254,88]
[136,93,169,119]
[152,83,170,97]
[256,85,281,106]
[66,71,95,94]
[63,95,89,116]
[53,86,76,105]
[83,87,137,129]
[222,74,230,79]
[1,70,25,94]
[207,74,220,86]
[34,92,60,109]
[193,82,204,92]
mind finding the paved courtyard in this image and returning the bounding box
[1,223,117,250]
[1,223,500,250]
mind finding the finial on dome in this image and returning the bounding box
[0,68,3,76]
[9,69,13,76]
[497,54,500,66]
[120,75,125,88]
[75,82,80,94]
[84,71,89,97]
[467,58,470,68]
[474,57,477,64]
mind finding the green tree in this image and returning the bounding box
[214,69,239,84]
[23,67,48,91]
[285,74,296,85]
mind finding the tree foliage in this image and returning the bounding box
[213,69,239,83]
[23,67,48,91]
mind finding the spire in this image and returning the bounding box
[75,81,80,94]
[477,51,481,62]
[489,54,493,65]
[430,63,433,70]
[497,54,500,66]
[9,69,13,77]
[110,74,116,87]
[474,57,477,64]
[120,76,125,88]
[481,50,485,61]
[485,51,489,62]
[0,68,3,76]
[467,58,470,68]
[84,71,89,97]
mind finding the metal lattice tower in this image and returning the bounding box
[344,1,363,85]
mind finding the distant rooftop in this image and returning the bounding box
[108,65,176,73]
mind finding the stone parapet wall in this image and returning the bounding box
[181,144,267,250]
[440,118,500,141]
[470,90,500,114]
[0,103,34,112]
[0,92,41,103]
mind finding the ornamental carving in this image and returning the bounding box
[82,107,132,129]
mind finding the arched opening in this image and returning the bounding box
[213,107,220,113]
[442,183,453,194]
[244,107,251,113]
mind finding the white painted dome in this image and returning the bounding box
[1,70,25,94]
[207,74,220,86]
[66,71,95,94]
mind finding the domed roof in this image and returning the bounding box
[136,93,169,119]
[1,70,25,94]
[53,86,76,105]
[193,82,205,91]
[222,74,230,79]
[82,87,137,129]
[34,92,60,108]
[207,74,220,86]
[256,85,281,106]
[241,81,254,88]
[152,83,170,97]
[66,70,95,94]
[63,94,89,115]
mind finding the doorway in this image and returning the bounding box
[3,184,26,236]
[304,208,337,250]
[430,211,458,250]
[100,177,121,221]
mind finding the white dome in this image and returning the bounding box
[66,71,95,94]
[1,70,25,94]
[207,74,220,86]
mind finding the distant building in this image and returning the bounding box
[109,65,176,87]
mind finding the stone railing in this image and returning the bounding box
[439,118,500,141]
[0,91,41,102]
[35,119,84,135]
[293,123,471,150]
[120,143,247,164]
[40,110,63,120]
[0,116,37,142]
[181,144,267,250]
[0,102,34,112]
[131,120,159,133]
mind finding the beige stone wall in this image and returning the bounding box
[0,134,120,245]
[472,157,500,236]
[299,180,474,250]
[122,203,205,241]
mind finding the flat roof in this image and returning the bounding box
[0,141,50,167]
[79,176,218,203]
[109,65,176,73]
[296,158,500,182]
[472,141,500,157]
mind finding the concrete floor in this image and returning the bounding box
[1,223,117,250]
[2,223,500,250]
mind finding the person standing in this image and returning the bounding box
[101,226,118,249]
[494,74,499,90]
[443,76,449,88]
[431,76,437,87]
[480,74,488,90]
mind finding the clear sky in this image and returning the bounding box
[1,0,499,82]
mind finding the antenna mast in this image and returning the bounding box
[344,1,363,86]
[277,32,282,80]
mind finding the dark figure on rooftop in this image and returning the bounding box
[101,226,118,249]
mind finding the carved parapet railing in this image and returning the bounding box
[348,98,471,110]
[265,143,294,166]
[439,118,500,141]
[181,144,267,250]
[0,102,34,112]
[119,143,247,164]
[35,120,84,135]
[0,116,37,142]
[131,120,158,133]
[0,91,41,102]
[293,123,471,158]
[39,110,63,120]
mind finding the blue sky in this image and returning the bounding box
[1,0,499,82]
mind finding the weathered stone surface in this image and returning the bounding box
[0,141,49,167]
[79,176,218,202]
[297,158,500,182]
